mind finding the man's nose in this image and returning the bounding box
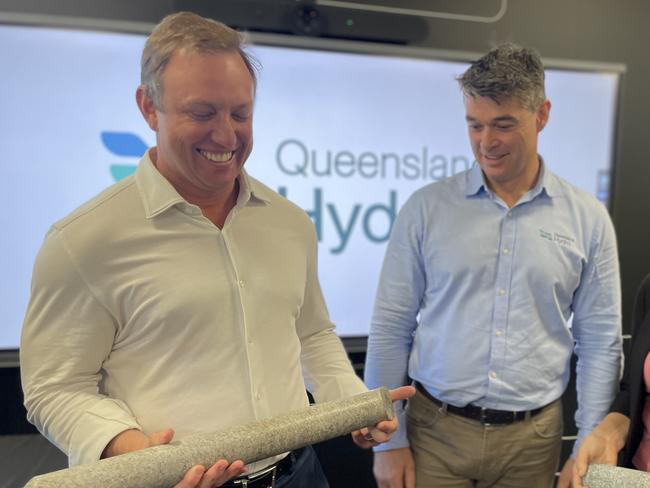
[210,114,236,147]
[480,128,499,150]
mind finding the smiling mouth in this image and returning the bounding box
[198,149,234,163]
[483,153,508,161]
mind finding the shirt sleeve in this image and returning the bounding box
[364,198,425,451]
[20,228,141,466]
[570,207,622,457]
[296,224,367,403]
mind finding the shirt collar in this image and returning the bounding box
[464,156,560,199]
[135,149,270,219]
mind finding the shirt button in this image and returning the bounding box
[498,288,506,296]
[495,329,502,337]
[507,211,513,217]
[239,280,245,288]
[490,371,497,379]
[256,391,262,400]
[502,248,510,255]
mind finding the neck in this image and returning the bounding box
[150,148,240,228]
[487,157,541,208]
[197,182,239,229]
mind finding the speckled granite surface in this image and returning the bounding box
[25,387,393,488]
[584,463,650,487]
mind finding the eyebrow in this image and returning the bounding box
[465,115,518,123]
[184,100,253,110]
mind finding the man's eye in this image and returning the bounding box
[191,112,213,120]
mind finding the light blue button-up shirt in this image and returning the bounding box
[365,161,622,454]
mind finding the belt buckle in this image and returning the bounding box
[233,464,277,488]
[479,407,491,426]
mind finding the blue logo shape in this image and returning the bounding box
[101,131,148,181]
[110,164,138,181]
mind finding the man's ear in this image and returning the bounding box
[536,99,551,132]
[136,85,158,131]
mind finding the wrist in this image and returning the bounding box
[101,428,147,458]
[594,413,630,450]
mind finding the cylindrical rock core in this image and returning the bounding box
[583,463,650,487]
[26,387,393,488]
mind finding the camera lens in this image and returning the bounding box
[291,3,323,36]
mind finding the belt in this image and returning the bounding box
[414,382,546,426]
[221,448,303,488]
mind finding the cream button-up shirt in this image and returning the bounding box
[21,151,366,468]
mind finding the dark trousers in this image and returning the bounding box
[277,446,329,488]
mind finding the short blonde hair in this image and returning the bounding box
[141,11,259,109]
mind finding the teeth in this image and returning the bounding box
[199,150,233,162]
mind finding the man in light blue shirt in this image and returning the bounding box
[365,43,622,488]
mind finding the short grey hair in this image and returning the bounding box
[457,43,546,111]
[141,11,260,109]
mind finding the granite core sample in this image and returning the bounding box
[583,464,650,487]
[26,387,393,488]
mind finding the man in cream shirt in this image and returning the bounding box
[21,11,413,488]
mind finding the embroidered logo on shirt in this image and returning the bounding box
[553,233,575,247]
[539,229,575,247]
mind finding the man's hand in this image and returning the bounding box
[103,428,246,488]
[173,460,246,488]
[556,458,575,488]
[352,386,416,448]
[373,448,415,488]
[570,413,629,488]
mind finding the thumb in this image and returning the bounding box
[149,428,175,446]
[389,385,416,402]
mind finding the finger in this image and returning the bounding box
[389,386,416,402]
[216,460,246,484]
[366,418,399,445]
[149,428,175,446]
[351,431,376,449]
[367,428,388,444]
[199,460,229,488]
[572,456,585,485]
[358,427,373,443]
[174,465,205,488]
[405,462,416,488]
[573,472,585,488]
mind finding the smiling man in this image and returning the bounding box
[365,43,622,488]
[20,12,413,488]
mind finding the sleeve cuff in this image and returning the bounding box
[68,398,142,466]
